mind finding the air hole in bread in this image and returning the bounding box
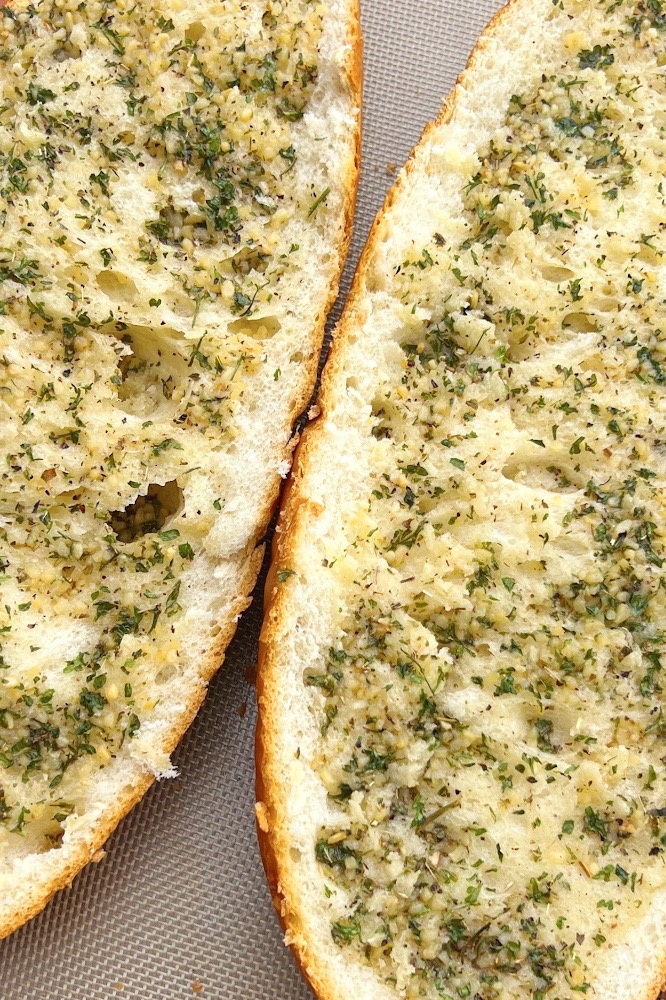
[228,316,280,340]
[290,350,304,364]
[43,817,66,849]
[591,296,618,313]
[289,847,301,863]
[62,263,87,285]
[96,270,138,303]
[580,353,605,375]
[54,45,77,62]
[540,265,575,282]
[371,424,392,440]
[346,376,359,391]
[155,664,177,684]
[562,312,598,333]
[165,293,196,319]
[371,402,392,440]
[111,325,188,417]
[109,480,183,542]
[229,247,272,274]
[371,411,393,441]
[146,203,213,249]
[637,244,660,265]
[502,460,578,493]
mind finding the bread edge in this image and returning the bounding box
[0,0,362,943]
[254,2,666,999]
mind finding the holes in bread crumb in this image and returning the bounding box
[228,246,272,275]
[290,351,304,364]
[371,400,392,440]
[580,354,606,376]
[562,312,598,333]
[371,424,391,440]
[555,534,591,557]
[54,43,79,62]
[370,398,396,441]
[111,325,189,418]
[110,480,183,542]
[155,664,177,685]
[42,817,67,849]
[146,202,215,250]
[290,847,301,863]
[591,297,618,313]
[165,294,197,319]
[146,204,189,247]
[346,376,359,392]
[540,265,575,283]
[228,316,280,341]
[96,270,138,303]
[502,461,578,494]
[637,243,661,266]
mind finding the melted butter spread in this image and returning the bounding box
[0,0,324,849]
[308,2,666,997]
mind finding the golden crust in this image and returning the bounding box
[0,0,362,942]
[255,9,361,994]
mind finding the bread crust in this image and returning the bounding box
[256,1,666,999]
[0,0,362,941]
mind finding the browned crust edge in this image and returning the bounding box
[254,3,666,1000]
[0,0,362,943]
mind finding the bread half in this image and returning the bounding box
[0,0,360,937]
[257,1,666,998]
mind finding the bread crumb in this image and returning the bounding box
[237,701,247,718]
[192,980,203,994]
[256,801,270,833]
[386,161,398,176]
[91,849,106,864]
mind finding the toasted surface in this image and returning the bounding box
[258,2,666,999]
[0,0,360,937]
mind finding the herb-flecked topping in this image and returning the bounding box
[0,0,325,849]
[306,3,666,998]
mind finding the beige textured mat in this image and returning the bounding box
[0,1,502,996]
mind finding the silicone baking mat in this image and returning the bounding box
[1,2,502,997]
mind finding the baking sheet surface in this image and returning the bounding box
[1,2,502,996]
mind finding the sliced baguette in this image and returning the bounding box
[257,2,666,998]
[0,0,360,937]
